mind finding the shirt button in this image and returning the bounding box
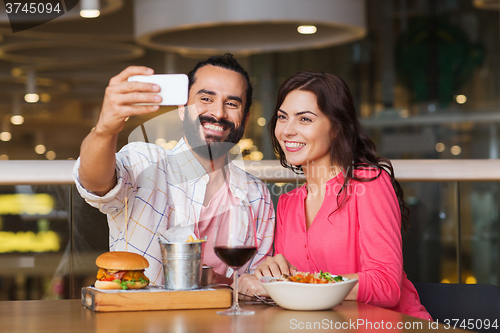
[307,255,309,259]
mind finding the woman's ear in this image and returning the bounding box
[330,124,337,141]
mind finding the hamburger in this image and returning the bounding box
[95,251,150,290]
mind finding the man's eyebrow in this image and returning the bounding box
[197,89,216,95]
[227,95,243,104]
[197,89,243,104]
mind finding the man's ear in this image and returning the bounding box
[243,113,250,127]
[178,105,185,121]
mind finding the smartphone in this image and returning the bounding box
[128,74,188,106]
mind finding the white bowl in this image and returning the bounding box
[260,276,358,311]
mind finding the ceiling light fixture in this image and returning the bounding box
[0,120,12,142]
[435,142,445,153]
[46,151,56,160]
[134,0,365,54]
[40,93,51,103]
[35,131,46,154]
[10,116,24,125]
[297,25,317,34]
[455,94,467,104]
[10,96,24,125]
[80,0,101,18]
[35,144,46,155]
[25,68,39,103]
[451,145,462,156]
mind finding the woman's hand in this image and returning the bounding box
[254,254,298,278]
[237,273,269,298]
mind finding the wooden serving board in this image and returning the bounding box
[81,286,231,312]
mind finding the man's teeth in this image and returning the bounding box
[203,124,224,132]
[285,142,305,148]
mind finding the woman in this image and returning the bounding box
[240,71,431,320]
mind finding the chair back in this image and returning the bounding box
[413,282,500,332]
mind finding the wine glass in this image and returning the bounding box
[213,205,257,315]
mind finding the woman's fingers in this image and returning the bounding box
[255,254,294,278]
[273,254,293,276]
[255,257,277,278]
[238,273,269,297]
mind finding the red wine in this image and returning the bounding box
[214,246,257,268]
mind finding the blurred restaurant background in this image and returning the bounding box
[0,0,499,300]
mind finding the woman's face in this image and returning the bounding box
[274,89,333,170]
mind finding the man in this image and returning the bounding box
[73,54,274,291]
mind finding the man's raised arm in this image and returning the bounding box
[78,66,162,196]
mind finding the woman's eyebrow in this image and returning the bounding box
[278,109,317,116]
[295,111,317,116]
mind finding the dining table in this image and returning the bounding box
[1,298,470,333]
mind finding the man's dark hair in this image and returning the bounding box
[187,53,253,119]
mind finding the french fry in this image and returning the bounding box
[186,235,206,243]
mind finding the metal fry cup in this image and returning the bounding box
[201,266,214,286]
[158,239,205,290]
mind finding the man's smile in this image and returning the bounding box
[202,122,226,132]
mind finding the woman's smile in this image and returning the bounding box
[284,140,306,152]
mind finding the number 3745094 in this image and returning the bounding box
[442,319,498,330]
[5,2,62,14]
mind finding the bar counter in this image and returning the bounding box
[2,299,469,332]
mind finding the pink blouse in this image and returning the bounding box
[274,169,432,320]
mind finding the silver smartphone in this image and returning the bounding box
[128,74,188,105]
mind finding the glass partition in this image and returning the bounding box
[0,185,107,300]
[0,180,498,300]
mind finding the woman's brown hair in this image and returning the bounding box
[268,71,409,230]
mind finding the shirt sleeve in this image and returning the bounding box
[73,142,163,216]
[241,179,275,274]
[355,171,403,308]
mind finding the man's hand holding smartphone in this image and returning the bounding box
[127,74,188,106]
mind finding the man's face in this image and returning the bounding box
[180,65,248,160]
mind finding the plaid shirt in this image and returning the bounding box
[73,138,275,285]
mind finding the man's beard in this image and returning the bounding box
[183,113,245,160]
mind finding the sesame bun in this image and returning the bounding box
[94,280,149,290]
[95,251,149,270]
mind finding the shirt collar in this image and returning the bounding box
[171,138,208,183]
[172,138,250,204]
[228,159,250,205]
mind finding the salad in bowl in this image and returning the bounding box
[260,271,357,311]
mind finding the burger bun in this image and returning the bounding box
[96,251,149,270]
